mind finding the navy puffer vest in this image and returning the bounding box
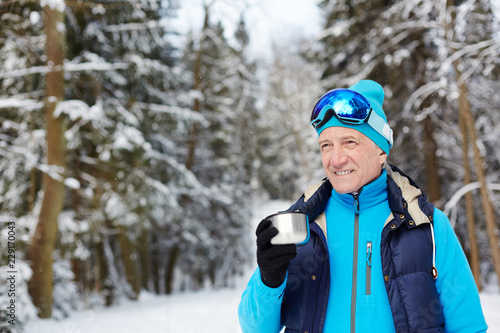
[281,164,445,333]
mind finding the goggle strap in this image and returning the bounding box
[366,111,393,147]
[310,106,333,129]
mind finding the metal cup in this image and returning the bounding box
[266,211,310,246]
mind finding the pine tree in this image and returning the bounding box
[257,40,324,200]
[1,0,200,316]
[168,4,258,290]
[59,0,195,302]
[442,0,500,290]
[0,1,48,323]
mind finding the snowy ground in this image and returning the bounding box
[25,289,243,333]
[22,282,500,333]
[24,200,500,332]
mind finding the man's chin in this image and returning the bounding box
[330,181,358,195]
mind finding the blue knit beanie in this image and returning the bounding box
[315,79,392,155]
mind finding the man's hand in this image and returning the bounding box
[256,219,297,288]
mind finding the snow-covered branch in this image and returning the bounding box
[444,182,500,227]
[402,80,446,117]
[64,61,129,73]
[103,20,165,32]
[0,62,129,80]
[0,98,43,110]
[316,19,354,40]
[439,37,500,76]
[41,0,65,12]
[133,102,208,125]
[0,66,51,80]
[36,163,66,182]
[457,44,499,85]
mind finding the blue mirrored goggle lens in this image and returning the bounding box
[310,89,372,128]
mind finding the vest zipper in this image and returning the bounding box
[366,241,372,295]
[350,193,360,333]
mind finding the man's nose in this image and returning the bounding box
[330,146,348,166]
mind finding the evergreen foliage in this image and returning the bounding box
[0,0,259,323]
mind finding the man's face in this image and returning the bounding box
[319,127,387,194]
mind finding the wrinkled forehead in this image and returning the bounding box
[318,126,367,141]
[318,126,380,149]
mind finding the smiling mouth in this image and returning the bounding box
[335,170,353,176]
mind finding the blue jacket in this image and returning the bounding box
[238,165,488,333]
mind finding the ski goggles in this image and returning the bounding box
[310,88,393,147]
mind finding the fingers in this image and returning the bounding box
[257,243,297,275]
[255,218,272,237]
[259,244,297,263]
[256,226,279,249]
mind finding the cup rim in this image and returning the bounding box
[265,211,307,220]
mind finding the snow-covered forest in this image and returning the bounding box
[0,0,500,331]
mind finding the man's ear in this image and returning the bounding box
[379,149,388,165]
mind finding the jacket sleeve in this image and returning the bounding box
[433,208,488,333]
[238,268,285,333]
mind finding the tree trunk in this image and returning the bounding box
[28,3,66,319]
[28,167,37,211]
[459,82,500,290]
[96,240,113,306]
[118,229,141,299]
[94,246,102,293]
[444,0,492,291]
[422,116,442,205]
[185,6,210,171]
[137,230,152,292]
[150,233,161,294]
[457,89,482,291]
[70,258,83,294]
[165,246,180,295]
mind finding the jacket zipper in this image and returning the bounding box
[366,241,372,296]
[350,193,360,333]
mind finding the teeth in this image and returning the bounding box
[335,170,352,176]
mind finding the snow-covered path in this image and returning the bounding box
[25,288,243,333]
[24,285,500,333]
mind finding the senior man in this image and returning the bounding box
[238,80,487,333]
